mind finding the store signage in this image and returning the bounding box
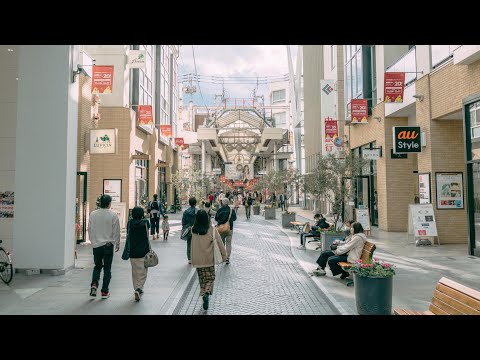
[408,204,438,237]
[127,50,146,69]
[320,79,337,154]
[160,125,172,137]
[362,148,381,160]
[234,181,244,187]
[418,173,431,204]
[351,99,368,123]
[91,65,114,94]
[175,138,184,146]
[384,72,405,103]
[325,119,338,153]
[393,126,421,154]
[110,202,127,229]
[103,179,122,203]
[391,149,407,159]
[90,129,116,154]
[138,105,153,126]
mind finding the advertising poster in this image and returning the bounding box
[92,65,114,94]
[351,99,368,123]
[225,164,253,180]
[436,172,464,209]
[138,105,153,126]
[0,191,14,218]
[355,208,371,231]
[160,125,172,137]
[418,173,431,204]
[409,204,438,237]
[320,79,337,154]
[110,202,127,229]
[175,138,184,146]
[103,179,122,203]
[384,72,405,103]
[324,119,338,154]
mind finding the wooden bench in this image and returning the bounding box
[394,277,480,315]
[338,240,376,286]
[290,221,306,234]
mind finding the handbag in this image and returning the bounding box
[144,222,159,268]
[180,226,192,241]
[216,208,232,236]
[121,220,132,261]
[213,228,224,265]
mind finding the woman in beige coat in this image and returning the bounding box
[191,209,227,310]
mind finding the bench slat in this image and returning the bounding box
[393,308,409,315]
[429,303,449,315]
[438,277,480,304]
[431,297,464,315]
[433,288,480,315]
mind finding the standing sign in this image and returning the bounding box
[393,126,421,154]
[408,204,438,238]
[320,79,337,154]
[103,179,122,203]
[435,172,464,209]
[110,202,127,229]
[175,138,184,146]
[418,173,431,204]
[384,72,405,103]
[351,99,368,123]
[355,208,371,231]
[138,105,153,126]
[92,65,114,94]
[127,50,146,69]
[160,125,172,137]
[324,119,338,154]
[90,129,117,154]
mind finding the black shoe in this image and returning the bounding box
[90,285,97,297]
[340,272,350,280]
[225,258,230,264]
[202,293,209,310]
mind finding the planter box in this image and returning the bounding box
[321,232,345,252]
[264,207,276,220]
[282,213,296,227]
[253,206,260,215]
[354,274,393,315]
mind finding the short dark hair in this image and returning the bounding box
[100,194,112,209]
[163,215,168,219]
[314,213,321,219]
[192,209,210,236]
[205,202,211,208]
[153,194,158,200]
[132,206,144,219]
[189,197,197,207]
[352,222,364,234]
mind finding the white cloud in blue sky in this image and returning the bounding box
[179,45,298,107]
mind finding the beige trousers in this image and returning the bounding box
[130,257,148,291]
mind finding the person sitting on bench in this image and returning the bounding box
[297,213,330,250]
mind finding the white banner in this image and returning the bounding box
[408,204,438,237]
[225,164,253,180]
[90,129,117,154]
[127,50,146,69]
[110,202,127,229]
[103,179,122,203]
[320,79,337,155]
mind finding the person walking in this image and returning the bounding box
[125,206,151,301]
[181,197,197,264]
[245,193,253,219]
[162,215,170,240]
[148,194,164,240]
[87,194,120,299]
[279,193,286,211]
[191,209,227,310]
[215,198,237,264]
[233,193,240,214]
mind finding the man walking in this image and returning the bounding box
[245,192,253,219]
[148,194,165,240]
[87,194,120,299]
[279,193,286,211]
[182,197,197,264]
[215,198,237,264]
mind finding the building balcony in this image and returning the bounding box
[454,45,480,65]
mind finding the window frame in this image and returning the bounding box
[271,89,286,104]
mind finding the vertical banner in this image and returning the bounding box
[92,65,114,94]
[320,80,337,154]
[138,105,153,125]
[351,99,369,123]
[325,120,339,153]
[384,72,405,103]
[175,138,184,146]
[160,125,172,137]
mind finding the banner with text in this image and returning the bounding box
[320,80,337,154]
[351,99,368,123]
[175,138,184,146]
[92,65,114,94]
[138,105,153,126]
[160,125,172,137]
[384,72,405,103]
[325,120,338,154]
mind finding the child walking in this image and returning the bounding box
[162,215,170,241]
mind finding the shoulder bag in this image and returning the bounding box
[213,228,224,265]
[216,207,232,236]
[180,208,197,240]
[121,220,132,261]
[144,222,159,268]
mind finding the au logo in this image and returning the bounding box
[397,131,418,140]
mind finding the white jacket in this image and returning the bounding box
[87,208,120,248]
[334,233,367,263]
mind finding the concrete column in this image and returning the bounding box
[14,45,79,272]
[273,142,278,172]
[201,140,206,175]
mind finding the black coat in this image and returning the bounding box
[127,219,150,258]
[215,205,237,230]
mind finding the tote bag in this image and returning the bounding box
[212,228,224,265]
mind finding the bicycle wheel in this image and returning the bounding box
[0,248,13,284]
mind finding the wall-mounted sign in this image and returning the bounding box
[436,172,464,209]
[418,173,431,204]
[90,129,117,154]
[384,72,405,103]
[131,154,150,160]
[212,168,222,175]
[351,99,368,123]
[320,79,337,154]
[160,125,172,137]
[391,149,407,159]
[127,50,146,69]
[409,204,438,237]
[175,138,184,146]
[0,191,14,218]
[138,105,153,126]
[103,179,122,203]
[325,119,338,154]
[362,148,382,160]
[393,126,421,154]
[92,65,114,94]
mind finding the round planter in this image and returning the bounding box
[354,273,393,315]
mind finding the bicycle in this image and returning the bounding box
[0,240,13,284]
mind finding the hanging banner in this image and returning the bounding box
[127,50,146,69]
[418,173,431,204]
[325,120,338,154]
[384,72,405,103]
[160,125,172,137]
[320,79,337,154]
[351,99,368,123]
[92,65,114,94]
[175,138,184,146]
[138,105,153,126]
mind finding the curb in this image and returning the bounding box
[163,267,196,315]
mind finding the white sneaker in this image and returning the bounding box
[297,245,306,250]
[313,268,326,276]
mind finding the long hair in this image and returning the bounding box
[192,209,210,235]
[352,222,364,234]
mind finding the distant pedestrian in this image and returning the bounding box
[181,197,197,264]
[162,215,170,240]
[147,194,164,240]
[215,198,237,264]
[245,193,253,219]
[191,209,227,310]
[87,194,120,299]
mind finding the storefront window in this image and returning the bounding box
[158,165,167,204]
[135,152,149,207]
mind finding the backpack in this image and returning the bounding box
[151,201,160,211]
[247,197,253,206]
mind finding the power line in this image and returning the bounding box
[191,45,209,114]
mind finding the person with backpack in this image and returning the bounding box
[148,194,164,240]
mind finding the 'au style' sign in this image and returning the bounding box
[393,126,421,154]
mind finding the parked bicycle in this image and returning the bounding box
[0,240,13,284]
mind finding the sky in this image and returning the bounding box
[178,45,298,108]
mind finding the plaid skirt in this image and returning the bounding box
[196,266,215,296]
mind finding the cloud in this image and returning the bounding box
[179,45,298,106]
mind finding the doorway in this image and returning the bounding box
[76,172,87,244]
[342,175,377,226]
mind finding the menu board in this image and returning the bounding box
[408,204,438,237]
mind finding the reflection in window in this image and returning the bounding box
[470,101,480,139]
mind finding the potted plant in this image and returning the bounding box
[349,258,396,315]
[263,204,276,219]
[281,209,296,227]
[252,203,261,215]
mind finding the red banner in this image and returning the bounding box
[351,99,368,123]
[175,138,184,146]
[234,181,244,187]
[324,119,338,153]
[138,105,153,125]
[384,72,405,103]
[92,65,114,94]
[160,125,172,137]
[182,144,189,149]
[220,175,226,183]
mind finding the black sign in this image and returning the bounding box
[393,126,421,154]
[391,149,407,159]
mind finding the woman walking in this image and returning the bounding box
[190,209,227,310]
[125,206,151,301]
